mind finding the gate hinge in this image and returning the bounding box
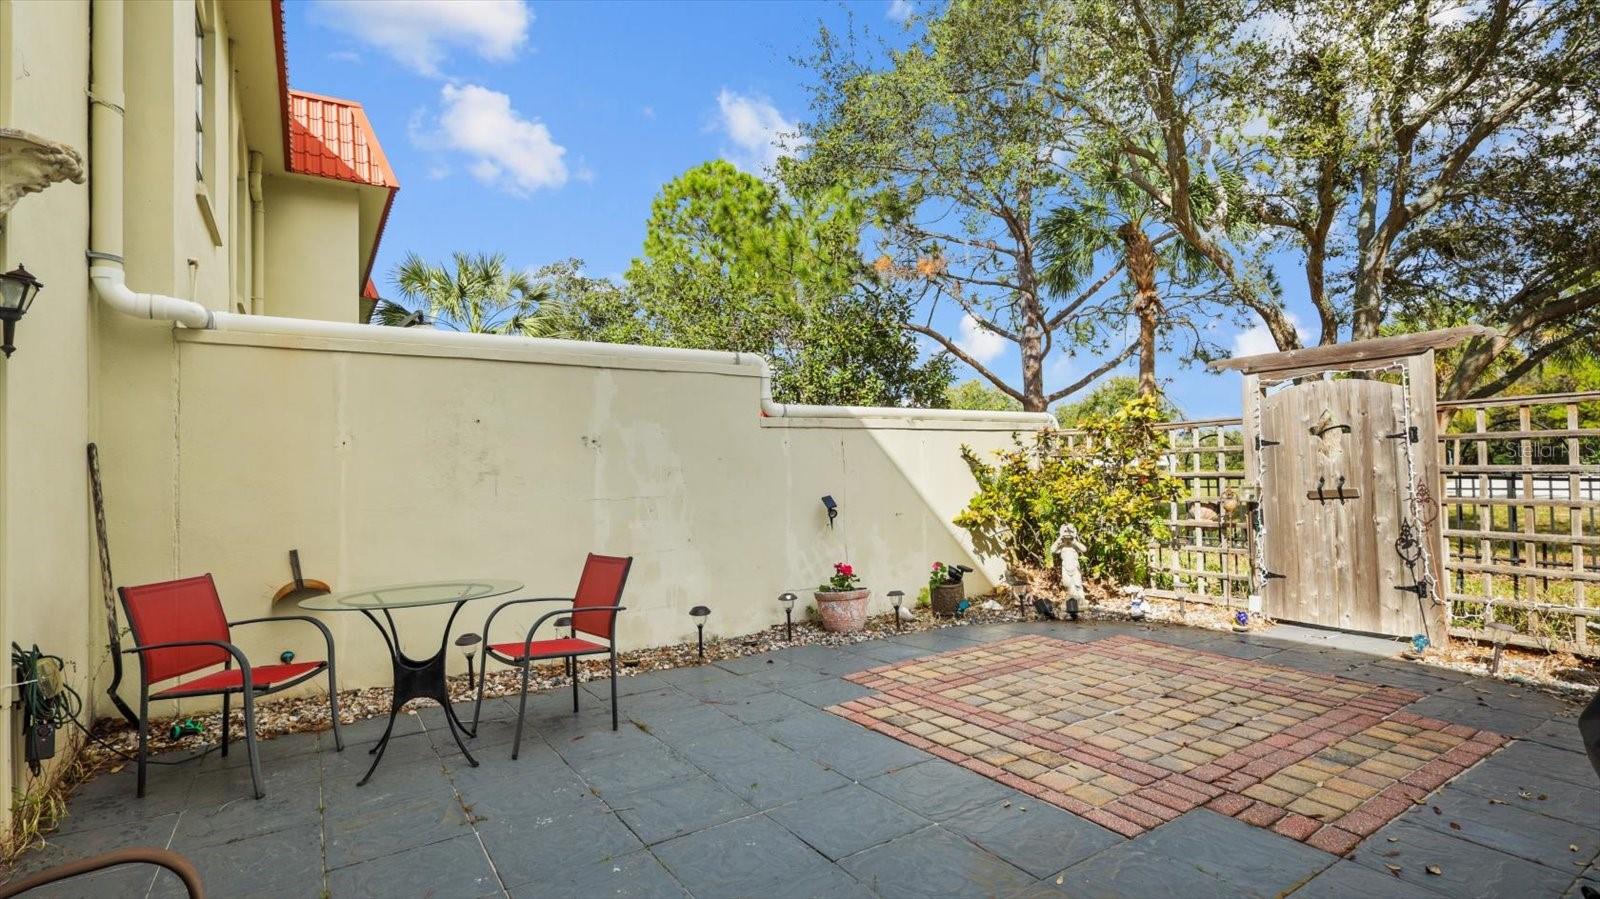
[1394,582,1428,598]
[1255,436,1280,450]
[1385,426,1419,443]
[1262,571,1286,581]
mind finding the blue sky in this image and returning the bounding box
[283,0,1297,418]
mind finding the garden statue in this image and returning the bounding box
[1052,523,1086,609]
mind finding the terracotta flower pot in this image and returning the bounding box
[815,588,870,633]
[930,583,964,617]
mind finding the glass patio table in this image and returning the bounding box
[300,579,522,785]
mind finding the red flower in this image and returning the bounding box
[836,563,854,577]
[931,562,944,571]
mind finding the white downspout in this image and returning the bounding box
[248,151,265,317]
[88,0,213,330]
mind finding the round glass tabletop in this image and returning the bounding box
[298,579,524,612]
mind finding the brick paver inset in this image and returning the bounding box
[828,634,1505,852]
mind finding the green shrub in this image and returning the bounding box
[954,395,1180,584]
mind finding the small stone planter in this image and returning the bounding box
[930,583,964,617]
[815,588,871,633]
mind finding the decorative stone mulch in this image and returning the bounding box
[829,634,1506,856]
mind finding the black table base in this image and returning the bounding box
[356,602,478,786]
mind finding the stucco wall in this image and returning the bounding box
[263,176,361,322]
[97,329,1042,708]
[0,0,96,834]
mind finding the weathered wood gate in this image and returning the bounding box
[1253,378,1423,635]
[1213,328,1484,643]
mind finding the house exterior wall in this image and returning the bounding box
[0,0,96,840]
[263,176,362,322]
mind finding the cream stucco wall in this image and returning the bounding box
[0,0,96,835]
[263,176,362,322]
[98,330,1043,708]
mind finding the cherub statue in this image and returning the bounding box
[1051,523,1086,607]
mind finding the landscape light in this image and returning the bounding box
[779,592,797,641]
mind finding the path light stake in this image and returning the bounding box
[454,633,481,690]
[888,591,905,632]
[779,593,797,641]
[1488,622,1515,675]
[690,605,711,661]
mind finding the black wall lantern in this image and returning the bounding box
[0,265,44,358]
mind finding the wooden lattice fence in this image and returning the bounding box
[1438,391,1600,656]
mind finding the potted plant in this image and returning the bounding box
[929,561,969,617]
[815,562,870,632]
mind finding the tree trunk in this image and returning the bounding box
[1119,224,1163,397]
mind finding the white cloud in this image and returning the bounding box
[1231,312,1311,357]
[314,0,530,77]
[715,89,805,173]
[886,0,914,21]
[956,314,1008,365]
[641,106,656,120]
[434,83,568,195]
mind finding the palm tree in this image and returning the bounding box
[375,251,573,338]
[1036,172,1212,398]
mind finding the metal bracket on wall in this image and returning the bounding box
[1385,426,1419,443]
[1255,436,1280,450]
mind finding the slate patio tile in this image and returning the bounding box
[1448,759,1600,827]
[608,774,757,845]
[1286,859,1450,898]
[571,745,702,798]
[581,671,675,699]
[1050,844,1241,899]
[1398,787,1600,872]
[1403,697,1543,734]
[706,750,852,809]
[7,812,181,879]
[1350,819,1574,896]
[653,814,871,899]
[170,777,321,849]
[545,717,669,766]
[320,756,456,814]
[1477,739,1599,788]
[49,769,192,836]
[838,825,1037,899]
[1129,810,1334,895]
[864,759,1019,821]
[160,822,325,899]
[780,676,873,708]
[506,848,690,899]
[327,833,499,898]
[944,799,1122,878]
[714,651,796,675]
[757,707,868,749]
[456,760,604,824]
[846,641,937,664]
[324,790,475,869]
[800,730,934,782]
[479,807,644,890]
[719,690,822,725]
[628,700,745,745]
[767,782,929,860]
[671,723,786,769]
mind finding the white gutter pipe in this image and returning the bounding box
[88,0,214,330]
[248,151,265,317]
[85,0,1050,428]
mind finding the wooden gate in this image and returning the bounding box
[1255,379,1429,636]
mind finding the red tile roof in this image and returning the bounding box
[286,90,396,188]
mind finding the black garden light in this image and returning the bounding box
[888,590,905,632]
[690,605,711,660]
[0,265,45,358]
[821,495,838,528]
[1065,596,1080,621]
[779,592,797,641]
[454,633,481,690]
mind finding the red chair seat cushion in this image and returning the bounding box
[489,637,607,661]
[152,661,324,698]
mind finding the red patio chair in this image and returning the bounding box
[470,554,631,759]
[119,574,344,799]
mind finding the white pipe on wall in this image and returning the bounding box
[248,151,265,317]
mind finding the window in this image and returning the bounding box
[195,10,205,183]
